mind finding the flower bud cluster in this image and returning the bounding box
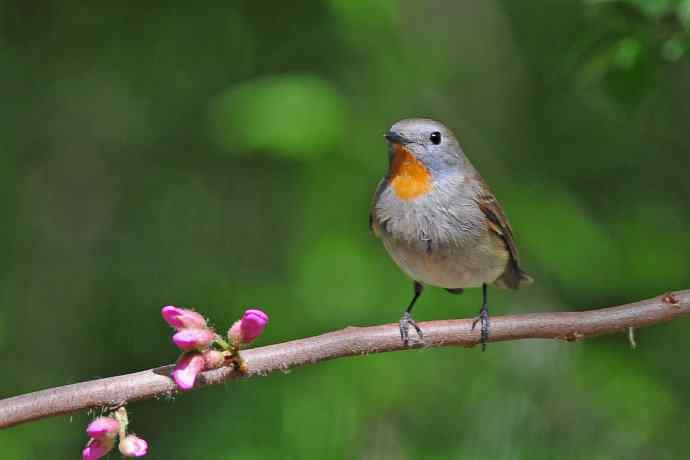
[80,306,270,458]
[82,408,147,459]
[162,305,269,391]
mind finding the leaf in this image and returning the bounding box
[677,0,690,29]
[629,0,674,19]
[661,35,687,61]
[612,37,642,70]
[209,74,347,160]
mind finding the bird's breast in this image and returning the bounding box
[372,177,509,288]
[388,144,432,201]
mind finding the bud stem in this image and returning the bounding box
[214,334,230,350]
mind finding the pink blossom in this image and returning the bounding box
[229,308,269,344]
[161,306,207,330]
[83,437,115,460]
[119,434,148,457]
[228,321,241,343]
[202,349,225,369]
[172,328,215,351]
[172,352,205,391]
[86,416,120,439]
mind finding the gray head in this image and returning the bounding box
[384,118,469,176]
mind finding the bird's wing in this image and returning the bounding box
[474,184,533,289]
[476,192,520,262]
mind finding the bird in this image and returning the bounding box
[369,118,533,350]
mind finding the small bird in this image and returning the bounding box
[369,118,533,349]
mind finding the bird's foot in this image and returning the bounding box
[399,311,424,346]
[471,305,490,351]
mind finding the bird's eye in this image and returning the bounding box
[429,131,442,145]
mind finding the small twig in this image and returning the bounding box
[627,326,637,349]
[1,289,688,430]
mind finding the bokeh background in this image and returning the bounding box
[2,1,690,458]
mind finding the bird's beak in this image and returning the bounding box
[384,131,408,144]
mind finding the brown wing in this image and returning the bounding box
[475,192,533,289]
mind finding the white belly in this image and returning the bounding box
[380,230,509,289]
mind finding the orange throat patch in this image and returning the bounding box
[389,144,432,200]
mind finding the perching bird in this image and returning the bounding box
[369,118,532,349]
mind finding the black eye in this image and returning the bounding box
[429,131,442,145]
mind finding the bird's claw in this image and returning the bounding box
[399,311,424,346]
[471,305,490,351]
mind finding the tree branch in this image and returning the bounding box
[1,289,688,429]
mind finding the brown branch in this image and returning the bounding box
[1,289,688,429]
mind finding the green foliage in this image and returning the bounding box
[326,0,398,28]
[577,0,690,106]
[679,0,690,27]
[209,74,347,159]
[1,1,689,459]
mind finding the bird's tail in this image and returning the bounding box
[495,265,534,290]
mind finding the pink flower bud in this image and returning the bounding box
[83,437,115,460]
[86,416,120,439]
[172,328,215,351]
[119,434,148,457]
[172,352,205,391]
[202,349,225,369]
[229,308,269,344]
[228,320,242,344]
[161,306,207,330]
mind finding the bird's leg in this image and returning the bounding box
[471,283,490,351]
[400,281,424,345]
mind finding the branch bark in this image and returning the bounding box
[1,289,688,430]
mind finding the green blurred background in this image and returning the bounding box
[1,0,690,458]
